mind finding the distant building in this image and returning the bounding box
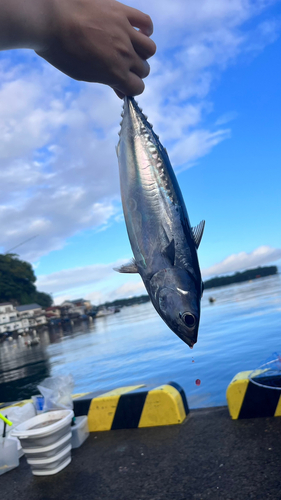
[61,299,91,315]
[16,303,47,327]
[71,299,91,310]
[0,302,27,334]
[45,306,61,319]
[0,303,14,314]
[0,302,47,336]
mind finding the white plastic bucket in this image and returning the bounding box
[11,410,73,475]
[22,432,72,459]
[27,444,72,476]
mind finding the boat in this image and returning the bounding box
[95,307,116,318]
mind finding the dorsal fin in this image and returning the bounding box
[191,220,205,249]
[114,259,138,274]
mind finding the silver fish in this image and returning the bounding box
[116,97,205,347]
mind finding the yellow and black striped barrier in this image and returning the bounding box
[226,371,281,419]
[0,399,33,410]
[0,382,189,431]
[73,382,189,431]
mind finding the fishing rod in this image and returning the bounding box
[5,235,38,254]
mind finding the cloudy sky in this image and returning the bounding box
[1,0,281,305]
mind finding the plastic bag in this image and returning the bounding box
[37,374,74,411]
[249,352,281,390]
[0,402,36,437]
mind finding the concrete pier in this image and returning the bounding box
[2,406,281,500]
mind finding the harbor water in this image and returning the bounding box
[1,274,281,408]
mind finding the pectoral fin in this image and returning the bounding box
[192,220,205,249]
[114,259,139,273]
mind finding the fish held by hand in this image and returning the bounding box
[115,97,205,348]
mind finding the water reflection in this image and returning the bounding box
[0,319,96,402]
[0,334,50,402]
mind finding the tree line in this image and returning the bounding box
[0,254,52,307]
[204,266,278,290]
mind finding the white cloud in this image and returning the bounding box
[215,111,239,125]
[0,67,122,260]
[37,259,126,294]
[0,0,280,262]
[110,280,146,300]
[36,257,147,305]
[82,279,146,305]
[170,128,231,169]
[202,246,281,277]
[130,0,278,36]
[36,254,146,304]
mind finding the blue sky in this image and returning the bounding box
[1,0,281,304]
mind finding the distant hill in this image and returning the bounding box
[93,266,278,310]
[204,265,278,290]
[97,294,150,309]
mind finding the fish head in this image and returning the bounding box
[117,97,156,157]
[149,268,201,347]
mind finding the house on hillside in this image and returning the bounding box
[16,303,47,327]
[45,306,61,319]
[71,299,91,310]
[61,299,91,316]
[0,302,28,334]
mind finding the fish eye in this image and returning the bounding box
[180,312,197,329]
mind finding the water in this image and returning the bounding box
[1,274,281,408]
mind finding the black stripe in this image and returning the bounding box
[111,391,148,429]
[73,398,92,417]
[239,381,281,419]
[252,374,281,388]
[168,381,189,416]
[73,391,98,416]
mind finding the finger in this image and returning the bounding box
[130,58,150,79]
[130,28,156,60]
[114,89,125,99]
[113,71,145,97]
[122,4,154,36]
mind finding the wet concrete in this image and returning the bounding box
[2,406,281,500]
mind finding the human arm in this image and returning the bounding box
[0,0,156,96]
[0,0,52,51]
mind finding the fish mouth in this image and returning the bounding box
[185,338,196,349]
[176,330,197,349]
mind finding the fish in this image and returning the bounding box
[115,97,205,348]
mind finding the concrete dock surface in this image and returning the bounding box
[2,406,281,500]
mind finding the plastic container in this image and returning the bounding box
[0,437,19,475]
[71,416,89,449]
[32,395,45,414]
[0,402,36,438]
[8,436,24,459]
[11,410,73,475]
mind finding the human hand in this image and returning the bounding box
[36,0,156,97]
